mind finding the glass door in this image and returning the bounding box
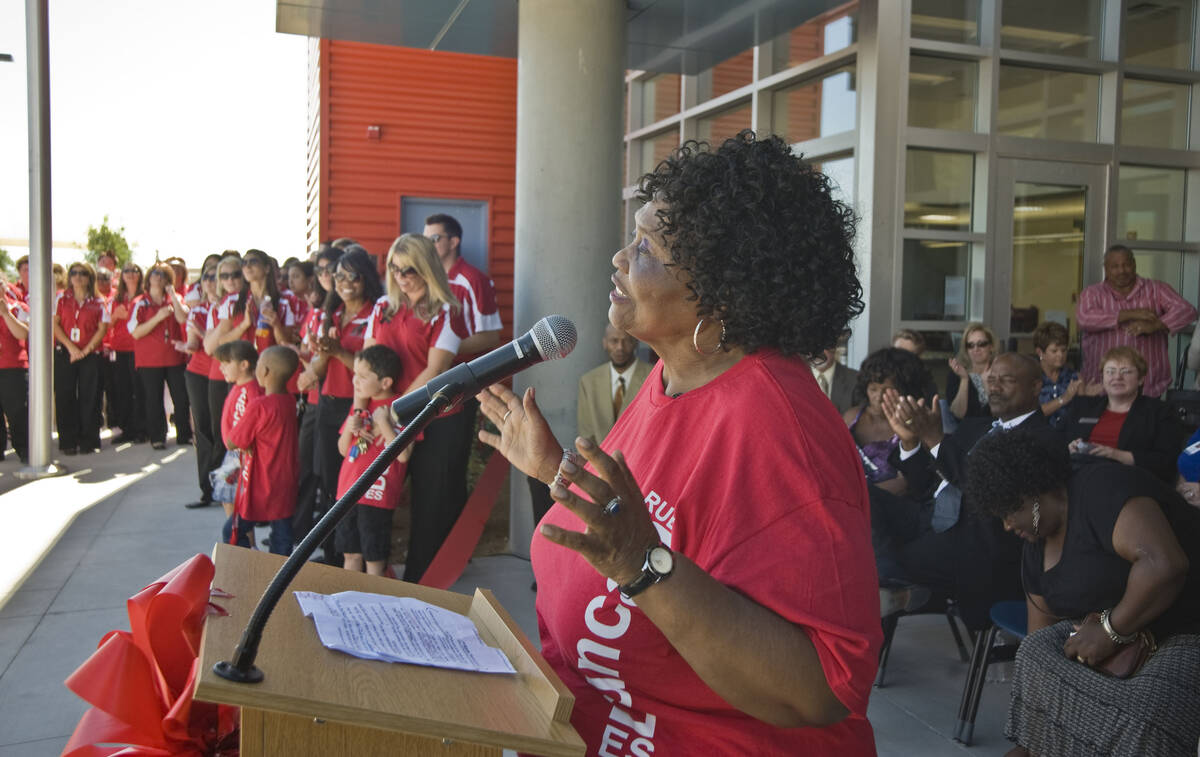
[992,160,1108,354]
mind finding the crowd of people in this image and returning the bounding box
[2,214,502,585]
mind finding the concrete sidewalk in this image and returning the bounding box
[0,440,1012,756]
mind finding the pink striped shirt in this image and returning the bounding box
[1076,276,1197,397]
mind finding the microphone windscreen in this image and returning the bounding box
[531,315,577,361]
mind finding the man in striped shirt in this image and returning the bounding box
[1076,244,1196,397]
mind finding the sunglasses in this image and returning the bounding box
[69,270,89,278]
[966,340,991,349]
[315,264,334,275]
[121,268,139,274]
[333,270,361,283]
[218,272,243,281]
[243,258,266,268]
[202,273,217,282]
[427,234,447,243]
[388,262,418,277]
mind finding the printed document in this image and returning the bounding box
[294,590,516,674]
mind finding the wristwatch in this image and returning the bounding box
[618,544,674,598]
[1099,608,1138,645]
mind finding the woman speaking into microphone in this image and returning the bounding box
[477,132,881,754]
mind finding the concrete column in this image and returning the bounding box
[509,0,625,557]
[19,0,63,479]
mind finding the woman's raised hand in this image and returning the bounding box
[948,357,968,379]
[476,384,563,485]
[545,439,661,587]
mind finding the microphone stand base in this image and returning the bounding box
[212,659,264,683]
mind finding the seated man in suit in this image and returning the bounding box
[809,331,858,414]
[878,353,1067,628]
[577,323,652,444]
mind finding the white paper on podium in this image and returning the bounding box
[294,590,516,674]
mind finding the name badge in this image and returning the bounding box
[1079,417,1099,425]
[70,327,81,342]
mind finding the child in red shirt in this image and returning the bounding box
[211,341,263,518]
[226,346,300,555]
[335,345,412,576]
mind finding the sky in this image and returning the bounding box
[0,0,308,269]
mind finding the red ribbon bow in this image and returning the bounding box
[62,554,238,757]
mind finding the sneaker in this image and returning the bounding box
[151,441,166,450]
[880,584,931,617]
[184,500,213,509]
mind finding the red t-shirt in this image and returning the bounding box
[128,295,186,369]
[364,298,462,393]
[55,292,110,348]
[0,298,30,370]
[321,302,374,399]
[221,381,264,446]
[531,351,881,755]
[185,302,213,376]
[228,393,298,522]
[446,258,502,362]
[1089,408,1128,449]
[335,396,408,510]
[107,296,138,353]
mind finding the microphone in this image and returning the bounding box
[391,314,577,424]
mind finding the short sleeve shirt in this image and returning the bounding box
[128,296,186,368]
[0,299,30,369]
[321,302,374,399]
[55,293,110,348]
[365,298,462,393]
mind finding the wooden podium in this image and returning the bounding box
[194,544,585,756]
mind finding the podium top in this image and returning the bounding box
[195,544,585,757]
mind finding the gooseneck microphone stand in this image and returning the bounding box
[213,388,454,684]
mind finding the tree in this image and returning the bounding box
[0,248,13,275]
[86,216,134,267]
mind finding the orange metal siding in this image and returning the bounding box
[311,40,517,333]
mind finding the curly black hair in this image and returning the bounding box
[637,130,863,357]
[851,347,936,406]
[963,430,1071,519]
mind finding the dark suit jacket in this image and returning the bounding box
[1064,394,1182,483]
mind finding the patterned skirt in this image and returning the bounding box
[1007,620,1200,756]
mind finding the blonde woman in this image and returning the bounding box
[364,233,465,582]
[53,262,110,454]
[947,322,997,420]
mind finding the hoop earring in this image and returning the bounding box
[693,317,726,355]
[1032,498,1041,537]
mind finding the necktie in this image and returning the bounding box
[818,372,830,397]
[613,376,626,422]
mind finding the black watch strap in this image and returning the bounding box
[618,544,673,598]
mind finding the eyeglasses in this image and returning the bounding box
[69,270,88,278]
[388,262,418,277]
[333,270,361,283]
[315,264,334,275]
[218,272,243,281]
[1103,367,1139,378]
[966,340,991,349]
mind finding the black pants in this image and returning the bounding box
[207,377,230,451]
[185,369,219,502]
[404,401,476,582]
[110,350,145,438]
[293,398,321,543]
[139,364,191,445]
[0,368,28,460]
[314,394,353,564]
[54,350,102,451]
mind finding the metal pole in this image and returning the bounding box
[19,0,64,479]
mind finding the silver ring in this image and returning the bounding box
[602,496,622,517]
[904,418,914,426]
[502,409,512,423]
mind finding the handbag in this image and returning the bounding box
[1081,612,1158,679]
[1165,342,1200,434]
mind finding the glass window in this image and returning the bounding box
[1125,0,1194,70]
[814,155,856,206]
[1001,0,1102,58]
[771,2,857,73]
[1121,78,1190,150]
[908,55,977,131]
[637,74,681,130]
[901,240,972,320]
[911,0,981,44]
[997,66,1099,141]
[637,130,679,178]
[1010,182,1086,337]
[700,49,754,101]
[696,102,752,145]
[905,149,974,230]
[771,67,856,143]
[1118,165,1186,242]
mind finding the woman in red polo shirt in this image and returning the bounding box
[203,253,243,473]
[108,262,146,444]
[53,262,110,455]
[363,233,464,582]
[182,260,223,508]
[129,262,190,450]
[312,247,382,565]
[0,290,30,462]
